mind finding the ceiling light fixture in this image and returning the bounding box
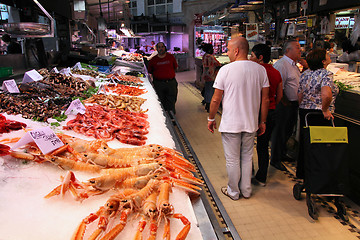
[247,0,263,4]
[237,0,248,7]
[219,14,228,19]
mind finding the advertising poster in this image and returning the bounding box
[245,23,258,42]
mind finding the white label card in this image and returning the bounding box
[11,127,64,155]
[110,77,116,84]
[65,99,86,115]
[2,79,20,93]
[60,67,71,76]
[74,62,83,70]
[97,84,107,94]
[22,69,43,83]
[51,67,59,73]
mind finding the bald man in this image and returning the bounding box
[207,37,270,200]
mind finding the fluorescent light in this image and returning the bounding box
[336,10,355,15]
[247,0,263,4]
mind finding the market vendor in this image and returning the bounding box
[148,42,178,114]
[337,39,360,62]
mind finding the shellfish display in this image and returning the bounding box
[0,66,204,240]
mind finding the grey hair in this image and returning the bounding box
[283,39,298,54]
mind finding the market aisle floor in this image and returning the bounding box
[174,70,360,240]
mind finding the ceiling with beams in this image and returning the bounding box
[85,0,129,23]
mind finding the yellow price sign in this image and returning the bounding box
[307,19,313,27]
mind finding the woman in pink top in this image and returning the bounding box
[201,43,221,112]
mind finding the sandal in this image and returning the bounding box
[221,186,238,201]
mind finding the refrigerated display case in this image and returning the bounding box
[0,61,241,240]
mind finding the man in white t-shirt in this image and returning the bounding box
[207,37,270,200]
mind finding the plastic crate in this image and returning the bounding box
[94,65,111,73]
[0,67,13,78]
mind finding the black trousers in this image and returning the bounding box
[153,78,178,114]
[255,109,276,182]
[270,101,298,164]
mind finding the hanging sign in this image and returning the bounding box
[2,79,20,93]
[307,19,313,27]
[289,1,297,14]
[335,17,355,29]
[287,23,296,36]
[301,0,308,10]
[245,23,258,42]
[22,69,43,83]
[11,126,64,155]
[65,99,86,115]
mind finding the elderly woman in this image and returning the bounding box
[297,48,339,179]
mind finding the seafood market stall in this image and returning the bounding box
[0,60,239,239]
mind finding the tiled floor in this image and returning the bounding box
[174,70,360,240]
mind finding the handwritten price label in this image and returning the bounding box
[11,127,64,155]
[60,67,71,76]
[51,67,59,73]
[65,99,86,115]
[97,84,107,94]
[2,79,20,93]
[22,69,43,83]
[73,62,83,70]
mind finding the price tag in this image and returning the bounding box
[2,79,20,93]
[97,84,107,94]
[60,67,71,76]
[110,77,116,84]
[11,127,64,155]
[51,67,59,73]
[65,99,86,115]
[22,69,43,83]
[73,62,83,70]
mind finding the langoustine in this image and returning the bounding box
[4,134,202,239]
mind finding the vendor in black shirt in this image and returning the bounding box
[2,34,22,54]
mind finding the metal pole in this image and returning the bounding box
[33,0,54,37]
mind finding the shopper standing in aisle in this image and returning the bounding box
[271,39,302,171]
[250,44,283,186]
[297,49,339,179]
[207,37,270,200]
[148,42,178,114]
[201,43,221,112]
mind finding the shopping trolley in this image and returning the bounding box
[293,112,349,221]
